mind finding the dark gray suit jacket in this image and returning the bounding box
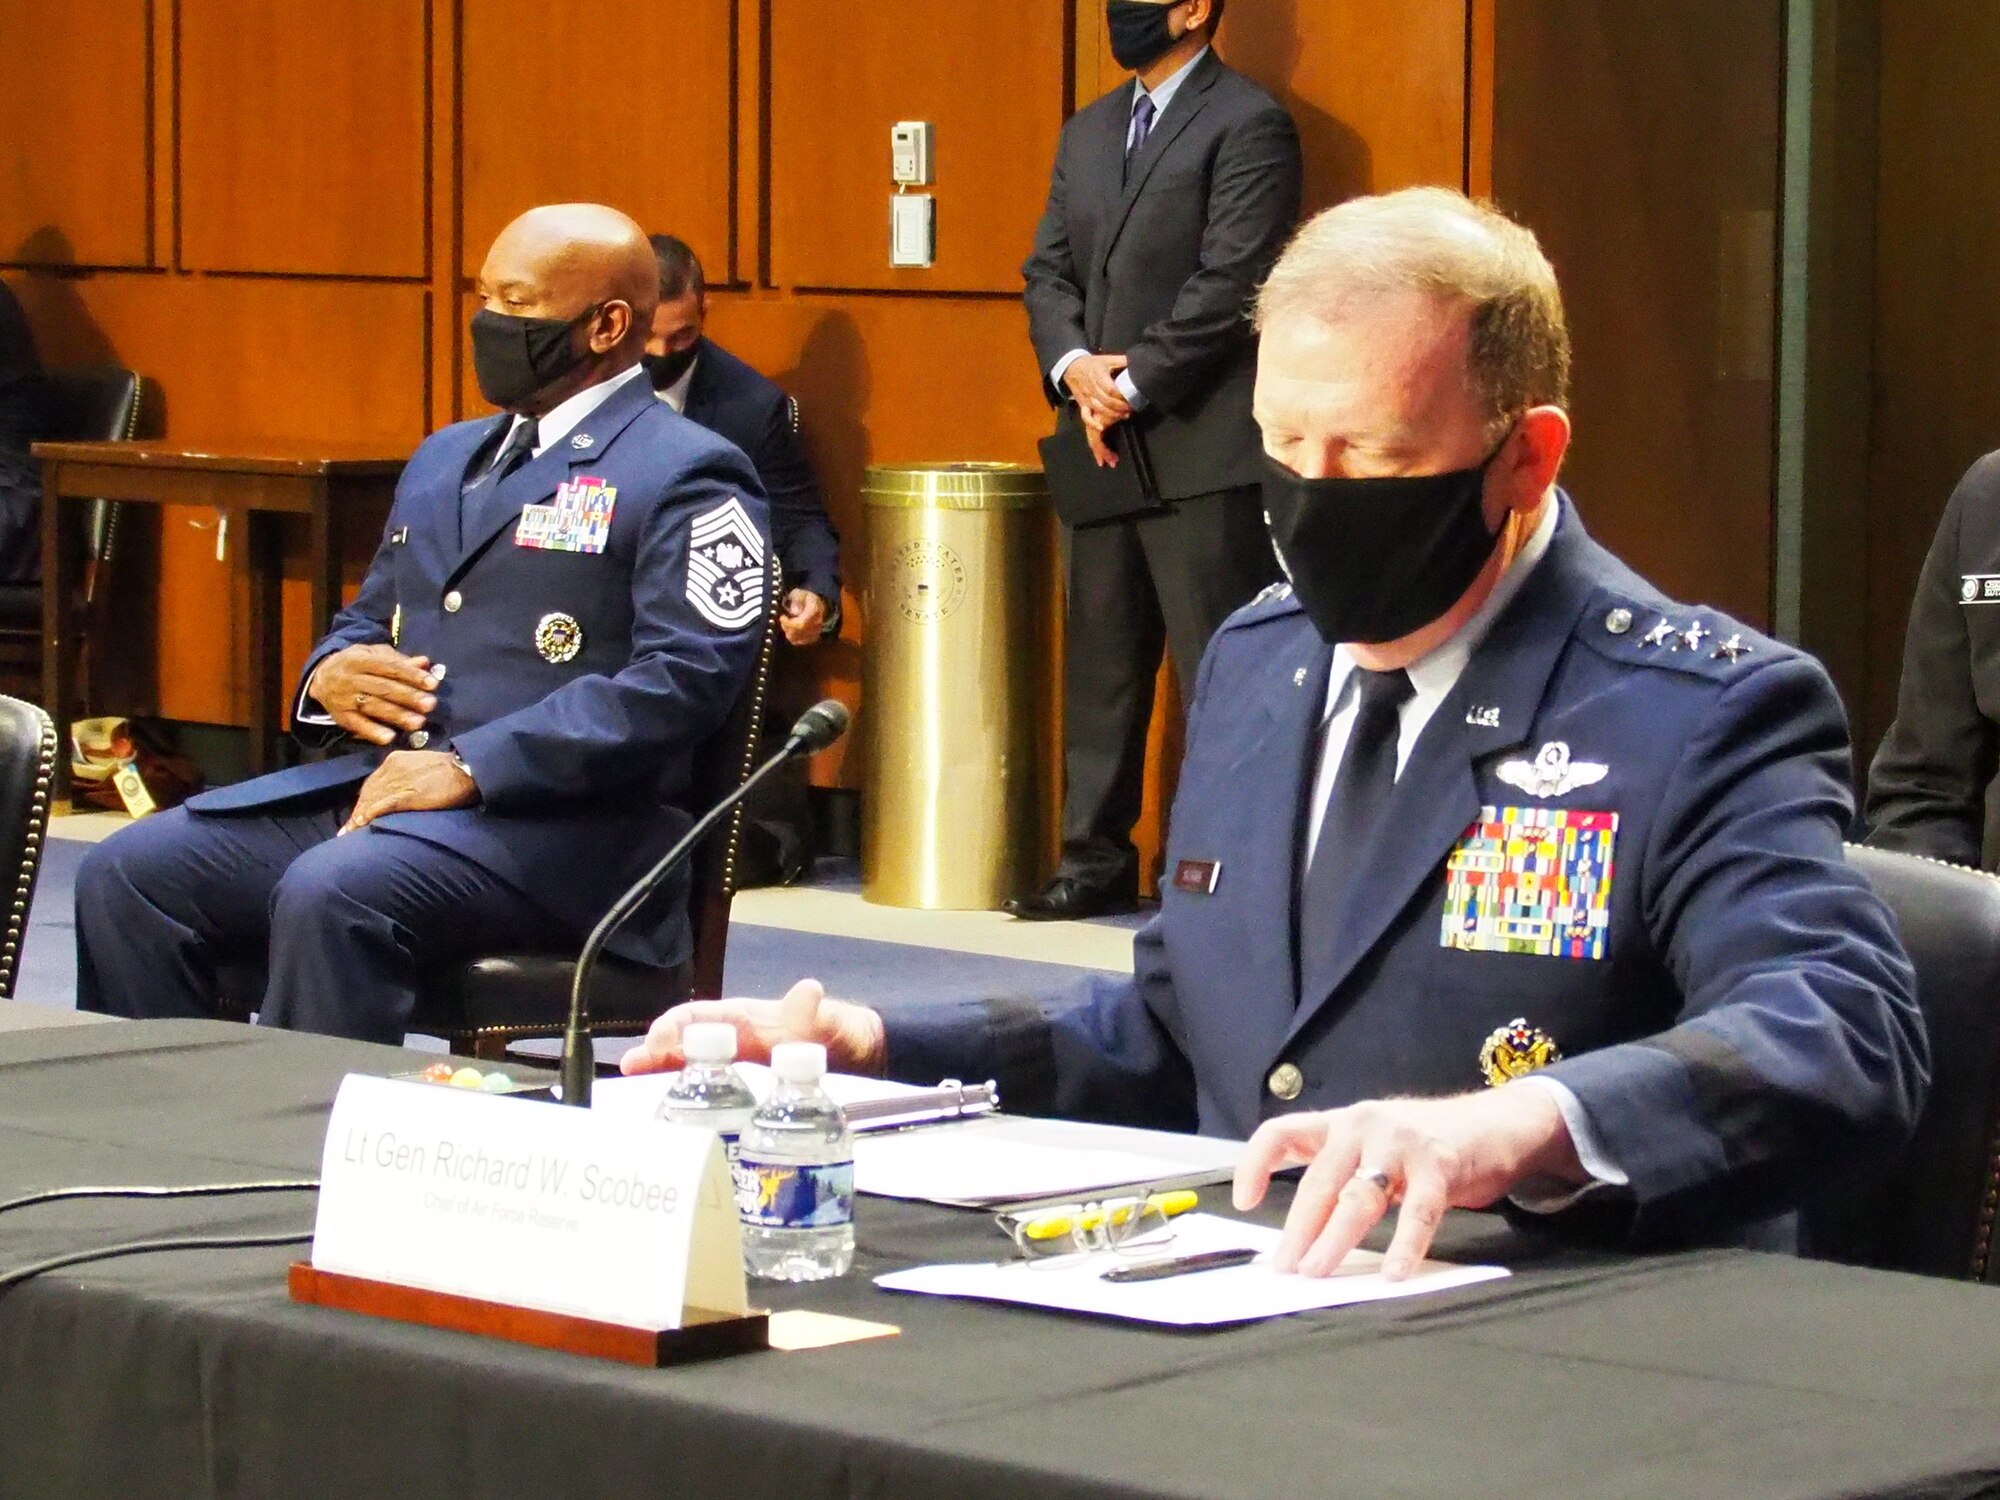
[1022,50,1301,501]
[1867,450,2000,868]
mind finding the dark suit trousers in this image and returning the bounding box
[74,803,576,1043]
[1059,484,1279,887]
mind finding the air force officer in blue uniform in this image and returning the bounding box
[75,205,772,1042]
[624,190,1928,1276]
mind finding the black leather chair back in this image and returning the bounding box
[43,366,142,563]
[0,696,57,998]
[1804,844,2000,1280]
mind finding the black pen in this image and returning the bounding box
[1100,1248,1260,1283]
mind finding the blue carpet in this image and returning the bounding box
[15,840,1105,1055]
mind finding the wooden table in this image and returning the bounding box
[30,441,405,801]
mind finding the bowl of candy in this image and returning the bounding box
[396,1060,556,1101]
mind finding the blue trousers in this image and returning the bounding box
[74,803,576,1043]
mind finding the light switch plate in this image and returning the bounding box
[891,193,935,268]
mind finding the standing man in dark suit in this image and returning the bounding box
[1016,0,1302,920]
[643,234,840,647]
[73,205,772,1041]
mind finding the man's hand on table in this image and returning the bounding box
[620,978,887,1077]
[1232,1085,1585,1281]
[339,751,480,834]
[308,644,439,747]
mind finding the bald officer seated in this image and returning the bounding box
[624,189,1928,1277]
[75,204,773,1042]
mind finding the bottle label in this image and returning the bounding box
[733,1157,855,1230]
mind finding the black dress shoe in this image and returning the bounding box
[1003,875,1140,922]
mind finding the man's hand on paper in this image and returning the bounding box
[620,978,888,1077]
[1231,1087,1584,1281]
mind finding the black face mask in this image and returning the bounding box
[469,304,601,410]
[642,344,700,393]
[1261,434,1514,645]
[1107,1,1182,73]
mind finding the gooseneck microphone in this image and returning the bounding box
[558,699,852,1107]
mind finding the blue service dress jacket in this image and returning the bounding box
[888,497,1930,1243]
[681,337,841,616]
[184,372,773,968]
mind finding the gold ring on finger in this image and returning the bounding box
[354,692,370,711]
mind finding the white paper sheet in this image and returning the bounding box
[849,1114,1241,1205]
[874,1213,1510,1327]
[592,1072,1243,1206]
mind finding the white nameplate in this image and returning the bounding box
[311,1074,746,1329]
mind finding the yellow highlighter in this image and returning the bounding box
[1019,1189,1201,1243]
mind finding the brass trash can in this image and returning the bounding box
[861,463,1054,909]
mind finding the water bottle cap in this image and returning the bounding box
[681,1022,738,1063]
[771,1040,828,1084]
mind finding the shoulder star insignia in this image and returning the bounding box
[1494,741,1609,799]
[1711,633,1750,663]
[1640,620,1676,648]
[1675,621,1710,652]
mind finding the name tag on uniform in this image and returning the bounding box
[516,476,617,554]
[1441,806,1617,960]
[1172,859,1221,895]
[1961,574,2000,604]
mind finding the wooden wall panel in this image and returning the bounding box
[1220,0,1471,210]
[0,0,152,267]
[462,0,734,281]
[1865,0,2000,748]
[8,271,427,723]
[179,0,428,277]
[1490,1,1783,628]
[768,0,1067,293]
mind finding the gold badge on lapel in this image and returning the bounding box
[1479,1019,1561,1087]
[535,611,583,663]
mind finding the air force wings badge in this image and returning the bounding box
[1494,741,1607,799]
[686,496,767,631]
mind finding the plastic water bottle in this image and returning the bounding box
[735,1041,856,1281]
[654,1022,759,1164]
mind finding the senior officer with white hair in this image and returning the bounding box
[623,189,1928,1277]
[74,204,772,1042]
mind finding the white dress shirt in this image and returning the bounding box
[1049,46,1212,411]
[654,356,698,414]
[1294,497,1626,1203]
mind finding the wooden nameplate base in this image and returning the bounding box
[289,1263,769,1367]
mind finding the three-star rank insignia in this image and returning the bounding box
[535,611,584,663]
[1479,1018,1561,1088]
[687,497,768,631]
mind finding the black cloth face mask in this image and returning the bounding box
[1261,433,1515,646]
[642,345,699,393]
[469,303,601,410]
[1107,1,1182,73]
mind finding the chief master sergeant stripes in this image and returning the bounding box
[73,204,772,1043]
[625,189,1927,1282]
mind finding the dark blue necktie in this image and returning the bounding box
[1297,667,1415,1002]
[459,417,538,547]
[1125,93,1157,183]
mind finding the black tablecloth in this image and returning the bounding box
[3,1020,2000,1500]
